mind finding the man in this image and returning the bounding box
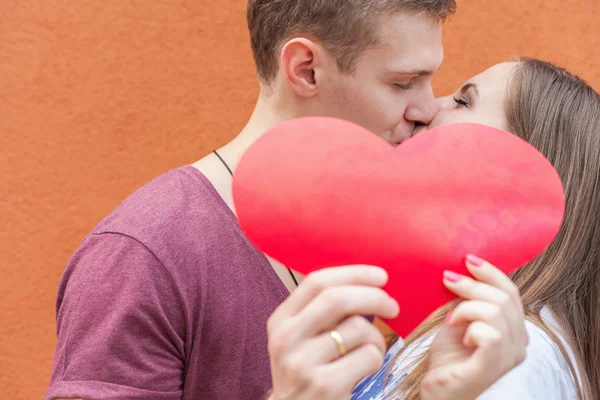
[46,1,454,399]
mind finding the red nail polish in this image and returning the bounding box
[443,270,462,283]
[444,311,454,324]
[466,254,485,267]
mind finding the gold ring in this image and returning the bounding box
[329,330,348,357]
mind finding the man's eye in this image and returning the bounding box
[453,96,470,107]
[394,83,413,90]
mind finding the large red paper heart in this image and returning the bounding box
[233,117,565,337]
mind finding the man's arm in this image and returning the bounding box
[45,233,185,400]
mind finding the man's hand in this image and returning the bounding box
[267,266,400,400]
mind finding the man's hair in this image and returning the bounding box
[247,0,456,84]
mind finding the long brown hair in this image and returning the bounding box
[387,58,600,399]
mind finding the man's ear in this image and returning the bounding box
[279,38,326,98]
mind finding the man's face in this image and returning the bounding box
[317,13,443,145]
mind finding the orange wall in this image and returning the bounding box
[1,1,598,398]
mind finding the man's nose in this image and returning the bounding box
[404,86,440,125]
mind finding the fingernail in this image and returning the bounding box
[466,254,485,267]
[388,298,401,316]
[443,270,462,283]
[444,311,453,324]
[373,268,388,284]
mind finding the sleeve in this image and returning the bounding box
[45,233,186,400]
[477,323,579,400]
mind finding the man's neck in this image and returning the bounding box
[218,96,290,172]
[192,92,305,291]
[192,92,293,210]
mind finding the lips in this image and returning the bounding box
[412,124,429,136]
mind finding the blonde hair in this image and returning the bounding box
[246,0,456,84]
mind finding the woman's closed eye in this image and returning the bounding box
[453,96,470,107]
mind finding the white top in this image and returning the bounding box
[351,307,581,400]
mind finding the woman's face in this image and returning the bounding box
[415,62,518,134]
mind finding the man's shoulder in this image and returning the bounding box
[93,165,234,244]
[63,164,251,281]
[59,165,250,310]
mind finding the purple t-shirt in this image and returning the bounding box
[46,166,289,400]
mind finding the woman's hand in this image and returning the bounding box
[266,266,400,400]
[421,255,529,400]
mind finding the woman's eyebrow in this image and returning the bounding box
[459,83,480,97]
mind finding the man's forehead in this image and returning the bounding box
[377,12,442,42]
[371,15,444,73]
[379,45,444,76]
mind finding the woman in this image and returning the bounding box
[351,58,600,399]
[267,58,599,400]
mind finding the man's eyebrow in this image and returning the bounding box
[459,83,480,96]
[387,68,436,77]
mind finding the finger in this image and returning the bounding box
[423,322,520,400]
[443,271,514,308]
[447,301,508,337]
[421,365,484,400]
[270,266,388,325]
[465,254,522,304]
[273,318,385,399]
[463,321,502,350]
[294,285,400,338]
[462,321,527,381]
[308,344,385,399]
[300,316,386,366]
